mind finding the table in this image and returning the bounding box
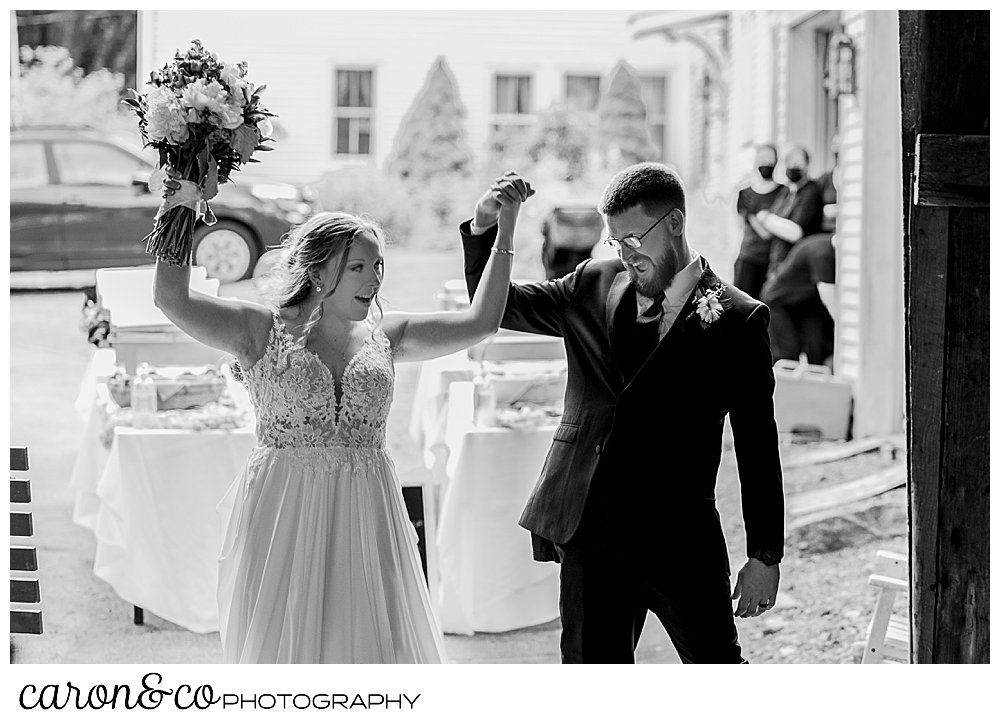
[90,428,256,633]
[431,381,561,635]
[69,349,257,632]
[408,350,477,482]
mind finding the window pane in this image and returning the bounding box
[337,70,373,108]
[337,71,350,107]
[357,71,372,108]
[495,75,531,114]
[566,75,601,112]
[52,142,143,185]
[516,76,531,114]
[336,117,352,153]
[10,142,47,188]
[495,76,512,113]
[357,118,371,155]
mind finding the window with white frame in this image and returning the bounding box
[639,74,669,161]
[334,69,374,156]
[491,73,533,155]
[565,74,601,113]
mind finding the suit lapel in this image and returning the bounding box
[605,271,631,336]
[605,271,631,383]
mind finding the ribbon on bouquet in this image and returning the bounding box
[148,163,218,227]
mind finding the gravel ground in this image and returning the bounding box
[717,439,909,664]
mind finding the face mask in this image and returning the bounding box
[785,168,804,183]
[758,165,775,180]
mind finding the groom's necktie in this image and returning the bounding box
[636,291,665,351]
[620,290,664,382]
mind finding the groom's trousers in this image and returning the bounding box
[554,483,746,664]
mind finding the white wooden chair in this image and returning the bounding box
[861,549,910,663]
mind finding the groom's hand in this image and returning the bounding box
[731,558,780,618]
[473,171,534,232]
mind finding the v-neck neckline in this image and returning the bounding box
[274,313,372,412]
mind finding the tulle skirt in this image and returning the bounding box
[217,444,446,663]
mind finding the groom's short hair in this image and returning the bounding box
[599,162,686,218]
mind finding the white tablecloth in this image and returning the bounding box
[69,349,257,633]
[433,381,560,634]
[91,428,255,633]
[408,351,477,480]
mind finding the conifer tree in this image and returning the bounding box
[597,60,658,169]
[388,56,471,184]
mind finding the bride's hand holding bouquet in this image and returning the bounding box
[124,39,274,266]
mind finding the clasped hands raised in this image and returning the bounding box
[475,171,535,231]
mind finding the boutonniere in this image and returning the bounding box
[688,281,730,329]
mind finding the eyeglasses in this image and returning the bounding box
[602,209,672,251]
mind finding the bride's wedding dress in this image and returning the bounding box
[217,312,446,663]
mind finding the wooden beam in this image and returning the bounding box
[786,463,907,530]
[937,204,990,663]
[905,204,949,664]
[781,436,902,470]
[914,134,989,207]
[899,9,990,665]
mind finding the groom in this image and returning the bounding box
[461,164,784,663]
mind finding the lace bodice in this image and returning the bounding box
[242,313,395,449]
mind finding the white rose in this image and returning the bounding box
[256,116,273,139]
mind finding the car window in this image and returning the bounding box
[10,142,48,189]
[51,142,146,186]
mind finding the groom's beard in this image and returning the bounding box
[628,258,676,297]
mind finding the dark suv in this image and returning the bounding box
[10,125,315,282]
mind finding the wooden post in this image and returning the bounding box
[898,10,989,664]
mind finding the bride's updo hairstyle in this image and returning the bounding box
[264,211,386,347]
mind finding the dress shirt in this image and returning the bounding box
[635,251,703,340]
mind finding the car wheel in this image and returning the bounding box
[192,221,260,283]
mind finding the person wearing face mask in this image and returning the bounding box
[760,141,839,367]
[755,145,825,274]
[733,143,786,300]
[461,163,784,664]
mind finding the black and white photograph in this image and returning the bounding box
[6,5,991,718]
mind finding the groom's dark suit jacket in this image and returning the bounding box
[462,222,784,573]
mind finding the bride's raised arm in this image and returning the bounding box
[380,173,532,363]
[153,259,272,368]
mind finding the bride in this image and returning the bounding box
[153,172,532,663]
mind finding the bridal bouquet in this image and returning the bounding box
[124,39,274,265]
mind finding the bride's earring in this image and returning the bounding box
[316,283,322,293]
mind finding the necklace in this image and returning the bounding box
[313,327,350,365]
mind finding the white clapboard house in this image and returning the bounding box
[139,9,700,185]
